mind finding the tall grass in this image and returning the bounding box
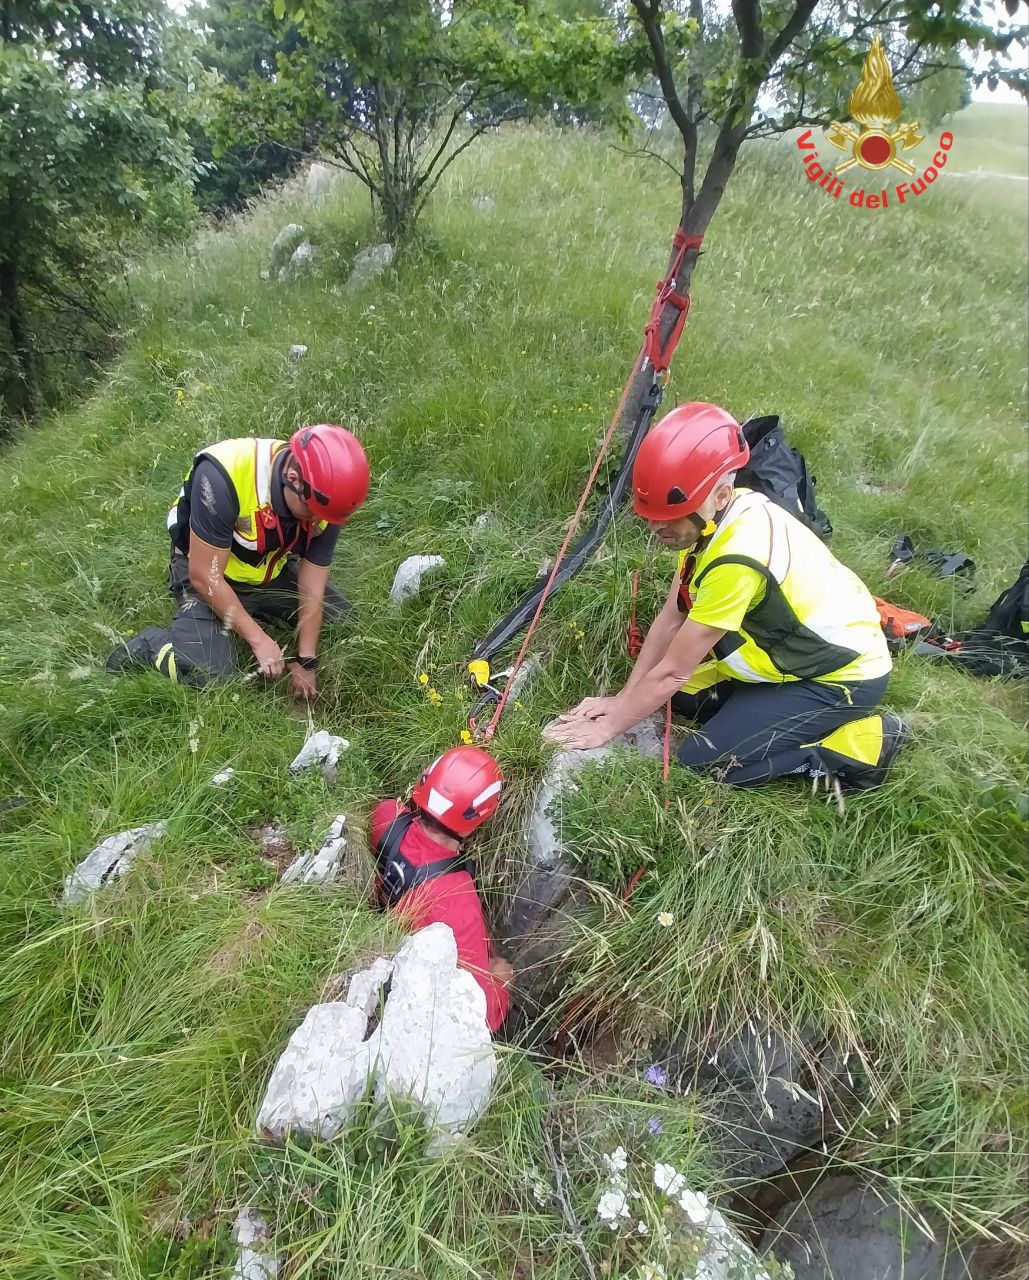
[0,104,1026,1276]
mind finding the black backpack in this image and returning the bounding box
[952,561,1029,679]
[738,416,833,542]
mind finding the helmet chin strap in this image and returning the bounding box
[688,493,732,542]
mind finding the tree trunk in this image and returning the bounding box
[617,106,751,440]
[0,258,42,418]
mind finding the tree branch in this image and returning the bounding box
[767,0,823,67]
[732,0,763,60]
[630,0,692,144]
[609,140,682,179]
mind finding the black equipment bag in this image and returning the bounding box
[952,561,1029,678]
[739,415,833,542]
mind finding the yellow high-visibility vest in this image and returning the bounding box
[168,437,327,586]
[677,490,891,686]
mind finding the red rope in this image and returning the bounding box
[481,225,702,741]
[627,569,644,658]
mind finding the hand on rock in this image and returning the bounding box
[561,695,617,721]
[542,714,617,750]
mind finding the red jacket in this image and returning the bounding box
[370,801,510,1032]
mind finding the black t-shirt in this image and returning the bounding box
[188,452,341,567]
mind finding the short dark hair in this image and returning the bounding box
[415,807,464,844]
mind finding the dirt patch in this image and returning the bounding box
[248,822,296,874]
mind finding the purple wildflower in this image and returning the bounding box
[644,1064,669,1088]
[647,1116,663,1136]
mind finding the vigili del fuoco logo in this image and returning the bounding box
[796,35,954,210]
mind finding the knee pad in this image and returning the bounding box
[812,713,909,792]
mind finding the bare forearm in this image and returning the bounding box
[606,620,725,738]
[297,596,323,657]
[623,608,685,693]
[295,563,329,657]
[606,662,689,737]
[191,568,267,648]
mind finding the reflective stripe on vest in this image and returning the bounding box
[677,490,891,685]
[168,438,327,586]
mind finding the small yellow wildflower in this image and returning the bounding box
[418,673,429,685]
[460,729,474,745]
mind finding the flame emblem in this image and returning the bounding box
[826,35,924,174]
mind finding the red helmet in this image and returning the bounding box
[288,424,370,524]
[632,403,749,522]
[411,746,504,838]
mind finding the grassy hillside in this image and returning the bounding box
[0,102,1026,1278]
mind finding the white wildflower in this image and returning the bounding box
[188,719,200,754]
[653,1162,686,1197]
[657,911,674,928]
[678,1188,711,1225]
[596,1189,631,1231]
[637,1220,649,1235]
[603,1146,628,1176]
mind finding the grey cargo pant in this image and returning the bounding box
[107,553,351,687]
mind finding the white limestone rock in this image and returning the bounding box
[256,1001,373,1141]
[346,242,394,290]
[507,654,542,701]
[289,730,349,775]
[253,924,495,1146]
[388,555,446,606]
[344,956,395,1019]
[306,162,339,203]
[230,1207,280,1280]
[278,240,315,282]
[281,815,347,885]
[374,924,495,1138]
[267,223,304,276]
[63,822,167,904]
[527,716,665,867]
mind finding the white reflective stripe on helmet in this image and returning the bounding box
[470,780,503,810]
[425,787,453,817]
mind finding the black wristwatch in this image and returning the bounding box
[295,655,318,671]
